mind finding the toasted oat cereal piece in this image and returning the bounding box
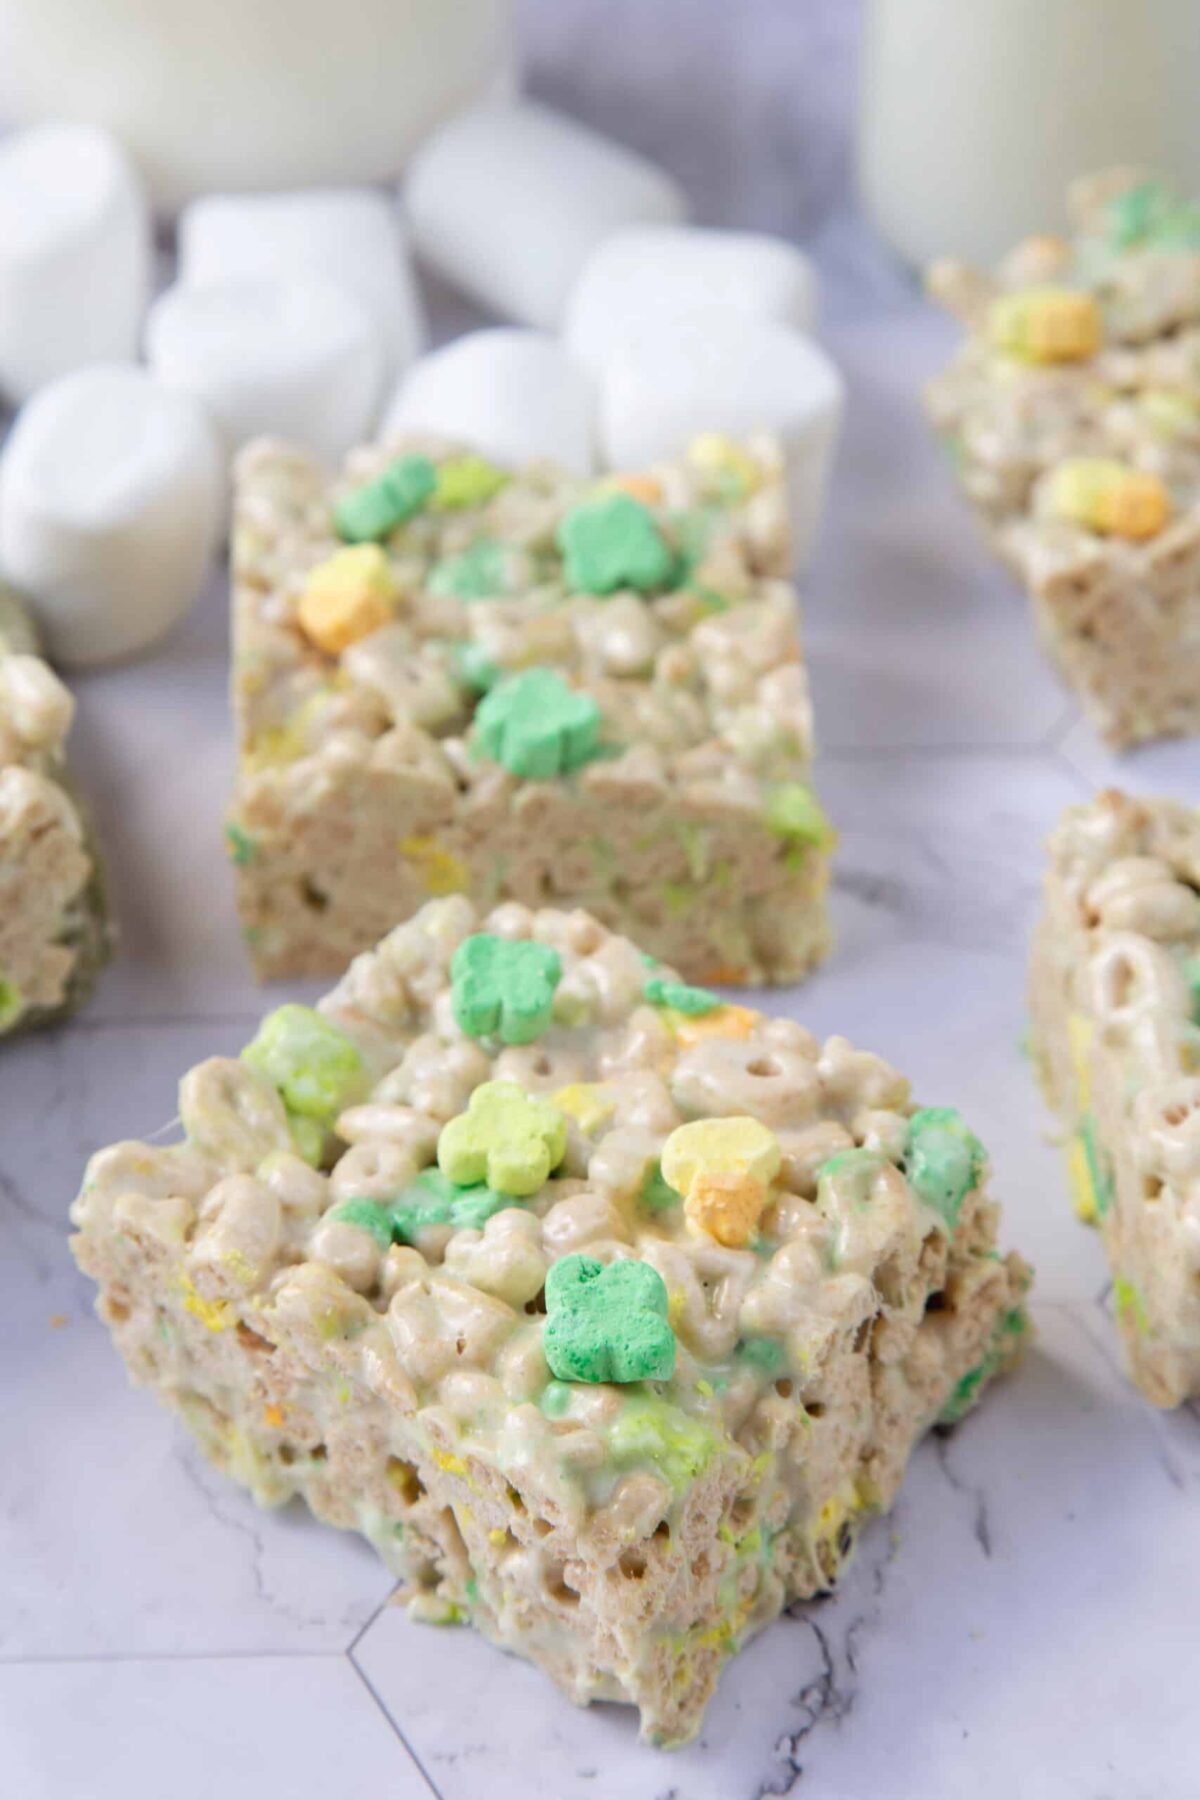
[72,897,1030,1746]
[226,430,832,986]
[1030,789,1200,1406]
[0,584,110,1032]
[925,169,1200,749]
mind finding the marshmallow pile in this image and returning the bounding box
[0,97,843,665]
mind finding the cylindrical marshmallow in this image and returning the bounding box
[405,100,687,329]
[564,225,817,376]
[0,122,151,405]
[145,277,383,467]
[597,310,845,566]
[380,329,596,475]
[0,365,223,666]
[177,189,426,397]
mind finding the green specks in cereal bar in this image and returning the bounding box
[329,1168,515,1248]
[903,1107,984,1229]
[334,454,437,543]
[1182,953,1200,1023]
[765,782,832,850]
[451,932,562,1045]
[224,821,257,867]
[642,974,719,1016]
[543,1254,676,1385]
[473,669,602,779]
[1105,180,1200,253]
[1114,1275,1151,1336]
[609,1395,714,1488]
[241,1004,367,1131]
[737,1335,785,1377]
[557,492,678,595]
[438,1080,567,1196]
[451,641,500,694]
[429,538,510,601]
[0,977,23,1030]
[638,1161,681,1215]
[431,453,509,511]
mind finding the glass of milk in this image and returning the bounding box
[0,0,513,210]
[859,0,1199,268]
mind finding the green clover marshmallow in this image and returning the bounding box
[428,538,510,601]
[432,454,508,511]
[451,933,562,1045]
[334,455,437,543]
[438,1080,567,1197]
[543,1253,676,1384]
[473,669,602,779]
[557,493,677,595]
[903,1107,985,1229]
[329,1168,516,1249]
[642,975,719,1015]
[241,1005,366,1132]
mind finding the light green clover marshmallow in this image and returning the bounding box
[473,668,602,779]
[903,1107,985,1229]
[543,1253,676,1384]
[241,1005,366,1132]
[557,492,677,595]
[765,782,831,847]
[451,932,562,1045]
[438,1080,567,1196]
[432,454,509,511]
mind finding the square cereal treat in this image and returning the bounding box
[0,583,110,1033]
[72,897,1030,1746]
[925,168,1200,749]
[1030,788,1200,1407]
[227,430,832,985]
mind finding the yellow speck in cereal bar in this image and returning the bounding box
[296,544,398,655]
[1046,458,1172,540]
[986,286,1103,364]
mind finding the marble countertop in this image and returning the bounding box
[2,4,1198,1796]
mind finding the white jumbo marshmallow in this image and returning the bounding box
[177,188,425,397]
[598,310,845,565]
[0,365,222,666]
[405,101,687,329]
[380,330,596,475]
[564,225,817,375]
[145,276,382,467]
[0,123,151,405]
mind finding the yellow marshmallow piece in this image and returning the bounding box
[1067,1012,1094,1110]
[1047,458,1172,541]
[669,1003,759,1048]
[685,1169,767,1247]
[553,1083,616,1135]
[687,431,763,496]
[661,1115,782,1247]
[987,287,1103,365]
[296,544,397,655]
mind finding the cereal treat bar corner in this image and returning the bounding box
[72,898,1030,1746]
[926,168,1200,749]
[227,431,832,986]
[0,583,110,1034]
[1030,788,1200,1407]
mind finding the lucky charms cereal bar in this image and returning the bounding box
[72,896,1030,1745]
[0,583,109,1033]
[227,431,832,985]
[926,169,1200,748]
[1030,788,1200,1406]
